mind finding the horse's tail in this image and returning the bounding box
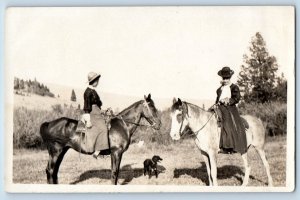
[40,121,50,142]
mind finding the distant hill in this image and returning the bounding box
[46,83,215,111]
[14,81,214,111]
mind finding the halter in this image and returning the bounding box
[178,102,189,136]
[179,102,216,137]
[143,100,155,120]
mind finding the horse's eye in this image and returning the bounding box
[176,114,182,123]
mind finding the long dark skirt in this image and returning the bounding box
[219,105,247,154]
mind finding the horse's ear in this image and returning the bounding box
[178,98,182,105]
[144,95,147,100]
[148,93,151,99]
[173,97,177,104]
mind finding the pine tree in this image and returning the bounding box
[71,89,77,102]
[274,73,287,102]
[238,32,279,103]
[19,79,25,90]
[14,78,20,89]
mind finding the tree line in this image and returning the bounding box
[14,77,55,97]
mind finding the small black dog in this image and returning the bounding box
[143,155,163,179]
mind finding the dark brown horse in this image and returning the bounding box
[40,94,161,185]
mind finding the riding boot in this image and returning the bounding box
[92,151,101,159]
[218,148,234,154]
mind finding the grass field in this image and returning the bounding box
[13,136,286,186]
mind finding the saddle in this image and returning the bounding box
[75,107,115,133]
[74,108,114,153]
[209,105,249,130]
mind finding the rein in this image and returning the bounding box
[117,100,157,129]
[122,119,154,128]
[180,102,216,137]
[192,112,215,136]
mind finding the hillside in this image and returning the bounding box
[14,82,214,111]
[14,77,55,97]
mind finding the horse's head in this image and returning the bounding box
[141,94,161,130]
[170,98,189,140]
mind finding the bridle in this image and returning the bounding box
[178,102,189,136]
[120,100,158,129]
[178,102,216,137]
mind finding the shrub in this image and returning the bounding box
[131,109,176,146]
[13,105,78,149]
[239,101,287,136]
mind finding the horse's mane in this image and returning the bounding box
[184,101,207,112]
[117,100,144,116]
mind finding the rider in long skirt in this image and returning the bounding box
[215,67,247,154]
[81,72,110,158]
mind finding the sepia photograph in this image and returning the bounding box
[4,6,295,192]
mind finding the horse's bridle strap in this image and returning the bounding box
[179,102,216,137]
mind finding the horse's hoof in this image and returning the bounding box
[268,183,274,187]
[92,154,98,159]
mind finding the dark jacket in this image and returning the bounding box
[83,87,102,113]
[215,83,247,154]
[215,83,241,105]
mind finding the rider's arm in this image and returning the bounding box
[215,87,222,104]
[83,89,92,113]
[228,84,241,105]
[82,90,93,128]
[94,90,103,110]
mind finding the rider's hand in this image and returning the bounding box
[82,113,93,128]
[220,98,229,105]
[223,98,230,105]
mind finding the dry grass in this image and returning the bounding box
[13,136,286,186]
[14,94,79,111]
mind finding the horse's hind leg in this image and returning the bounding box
[255,148,273,187]
[143,165,146,176]
[46,143,68,184]
[111,150,123,185]
[53,147,69,184]
[241,153,251,186]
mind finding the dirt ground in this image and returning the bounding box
[13,136,286,186]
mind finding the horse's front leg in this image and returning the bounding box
[208,151,218,186]
[201,150,212,186]
[111,150,123,185]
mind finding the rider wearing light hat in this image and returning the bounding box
[81,71,110,158]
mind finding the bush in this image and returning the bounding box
[238,101,287,136]
[13,105,78,149]
[131,109,177,146]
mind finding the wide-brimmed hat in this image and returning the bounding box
[218,66,234,79]
[87,72,101,83]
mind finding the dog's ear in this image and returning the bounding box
[152,156,158,162]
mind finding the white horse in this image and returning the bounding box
[169,98,273,186]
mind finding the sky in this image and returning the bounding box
[5,6,294,100]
